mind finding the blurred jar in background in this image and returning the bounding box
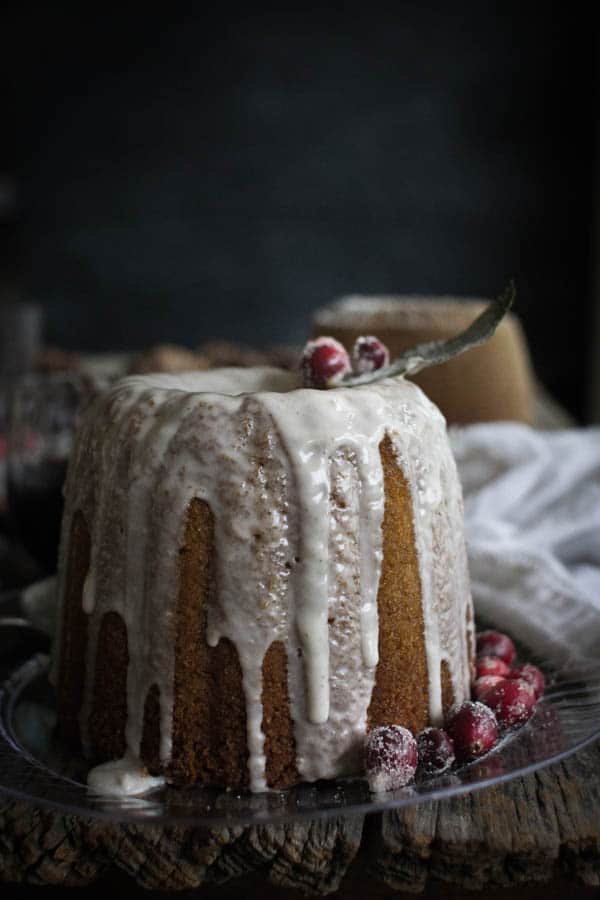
[1,302,101,576]
[312,295,534,425]
[5,372,94,573]
[0,301,43,522]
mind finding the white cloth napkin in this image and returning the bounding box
[450,424,600,665]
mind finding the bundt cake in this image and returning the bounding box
[312,296,534,425]
[51,366,474,794]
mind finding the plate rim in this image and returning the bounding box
[1,651,600,827]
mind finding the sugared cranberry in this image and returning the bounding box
[476,630,516,666]
[445,701,499,762]
[300,337,351,388]
[507,663,545,699]
[480,677,537,728]
[475,656,510,679]
[416,727,455,776]
[364,725,418,792]
[472,674,505,701]
[351,335,390,375]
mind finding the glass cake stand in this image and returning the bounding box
[0,617,599,827]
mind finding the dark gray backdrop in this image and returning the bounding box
[7,4,597,419]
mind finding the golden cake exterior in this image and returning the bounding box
[51,366,474,793]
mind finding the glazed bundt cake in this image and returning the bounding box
[51,366,474,793]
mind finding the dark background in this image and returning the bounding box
[4,4,598,420]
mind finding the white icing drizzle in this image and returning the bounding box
[87,753,165,796]
[53,366,473,794]
[82,570,95,614]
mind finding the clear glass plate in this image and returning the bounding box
[1,624,599,828]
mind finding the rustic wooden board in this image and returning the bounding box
[1,741,599,895]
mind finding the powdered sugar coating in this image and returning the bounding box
[416,726,455,775]
[472,675,505,701]
[475,656,510,679]
[507,664,545,699]
[300,337,351,387]
[351,336,390,375]
[480,678,536,727]
[364,725,417,792]
[476,630,516,665]
[446,701,499,762]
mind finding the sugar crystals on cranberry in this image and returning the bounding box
[445,701,499,763]
[416,727,455,776]
[475,656,510,679]
[507,663,545,699]
[364,724,418,792]
[479,677,536,728]
[476,630,516,666]
[351,335,390,375]
[300,336,351,388]
[472,674,505,701]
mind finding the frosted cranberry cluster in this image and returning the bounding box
[364,629,545,793]
[300,335,389,388]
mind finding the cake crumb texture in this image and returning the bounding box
[262,641,299,788]
[368,436,428,734]
[90,611,128,760]
[169,496,249,787]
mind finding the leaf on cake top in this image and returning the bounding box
[342,281,516,387]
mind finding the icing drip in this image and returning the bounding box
[258,390,388,725]
[53,366,473,793]
[87,753,165,796]
[81,570,95,614]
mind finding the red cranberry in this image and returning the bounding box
[351,335,390,375]
[445,701,499,762]
[508,663,545,699]
[472,674,505,701]
[364,725,417,792]
[416,727,455,776]
[300,337,351,388]
[476,630,516,666]
[481,677,537,728]
[475,656,510,679]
